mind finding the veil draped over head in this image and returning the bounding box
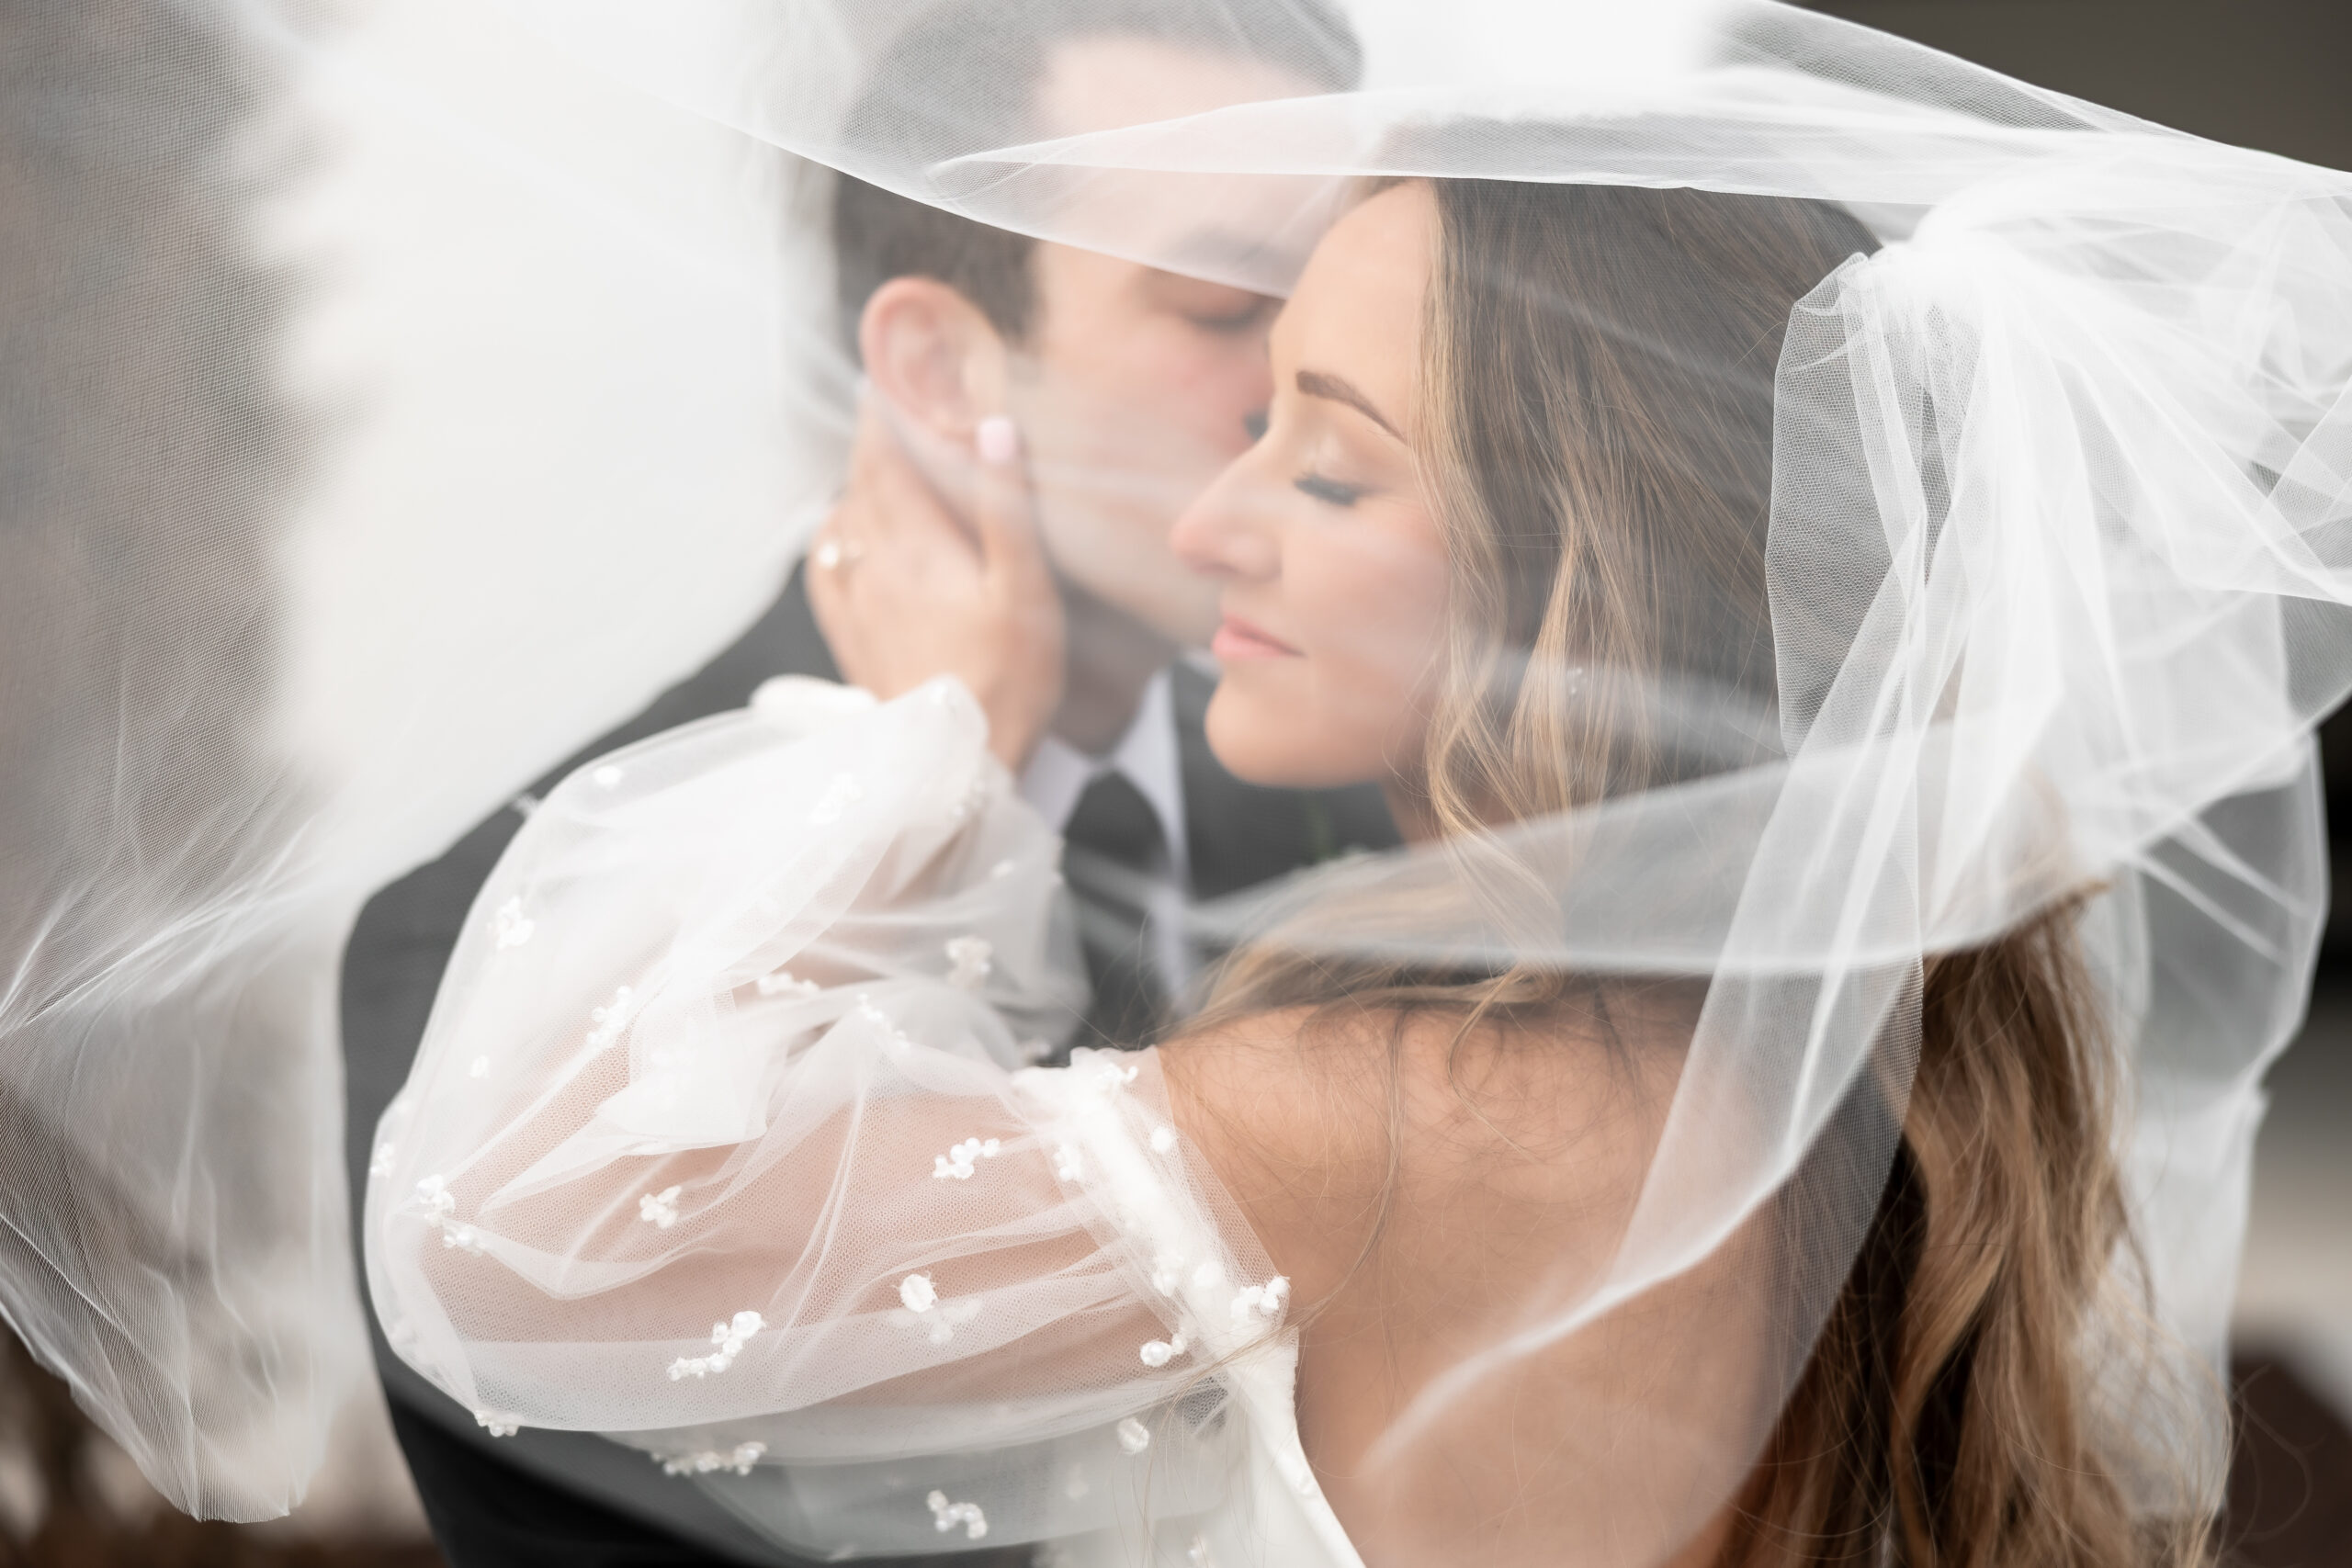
[6,0,2350,1560]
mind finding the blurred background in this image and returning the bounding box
[1,1,2346,1563]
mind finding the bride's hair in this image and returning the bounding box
[1203,179,2204,1567]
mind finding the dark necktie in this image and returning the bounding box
[1061,769,1171,1049]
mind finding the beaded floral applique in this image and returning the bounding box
[926,1491,988,1540]
[491,897,535,950]
[660,1441,765,1476]
[933,1137,1001,1180]
[892,1272,984,1346]
[667,1310,763,1380]
[586,985,637,1050]
[640,1185,682,1228]
[1229,1276,1291,1323]
[406,1175,457,1236]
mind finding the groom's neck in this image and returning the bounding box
[1052,582,1176,757]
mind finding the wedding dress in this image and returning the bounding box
[366,674,1361,1564]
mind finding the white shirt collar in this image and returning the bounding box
[1016,666,1189,888]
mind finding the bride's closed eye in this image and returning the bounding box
[1294,472,1364,507]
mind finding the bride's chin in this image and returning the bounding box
[1204,677,1385,792]
[1202,684,1281,786]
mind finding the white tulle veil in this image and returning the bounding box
[4,0,2347,1559]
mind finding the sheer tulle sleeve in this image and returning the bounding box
[361,677,1318,1558]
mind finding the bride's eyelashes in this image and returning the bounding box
[1243,410,1270,442]
[1293,471,1363,507]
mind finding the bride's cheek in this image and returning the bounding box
[1356,525,1451,687]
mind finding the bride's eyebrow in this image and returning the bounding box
[1296,369,1401,440]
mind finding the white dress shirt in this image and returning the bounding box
[1016,667,1193,992]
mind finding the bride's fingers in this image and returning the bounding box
[843,395,942,555]
[839,402,914,555]
[972,415,1049,603]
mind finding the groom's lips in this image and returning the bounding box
[1211,614,1302,660]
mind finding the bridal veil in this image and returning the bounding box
[5,0,2349,1559]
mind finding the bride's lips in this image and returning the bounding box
[1212,613,1303,660]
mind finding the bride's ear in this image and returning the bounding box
[856,276,1012,448]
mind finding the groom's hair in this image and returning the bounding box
[831,0,1360,351]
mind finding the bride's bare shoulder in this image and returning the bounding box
[1160,989,1691,1303]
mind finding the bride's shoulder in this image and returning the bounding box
[1161,990,1690,1303]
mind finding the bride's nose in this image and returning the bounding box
[1170,452,1283,581]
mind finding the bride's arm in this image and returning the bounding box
[362,677,1290,1458]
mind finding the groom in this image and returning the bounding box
[338,4,1382,1565]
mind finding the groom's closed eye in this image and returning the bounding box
[1186,298,1280,334]
[1143,271,1280,335]
[1243,410,1269,442]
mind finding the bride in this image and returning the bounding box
[366,167,2213,1568]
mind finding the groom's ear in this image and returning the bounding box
[857,276,1012,447]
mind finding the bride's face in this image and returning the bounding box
[1170,183,1450,793]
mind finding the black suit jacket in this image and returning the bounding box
[340,564,1395,1564]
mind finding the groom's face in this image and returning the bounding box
[1001,38,1310,648]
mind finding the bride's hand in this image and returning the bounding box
[808,404,1065,773]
